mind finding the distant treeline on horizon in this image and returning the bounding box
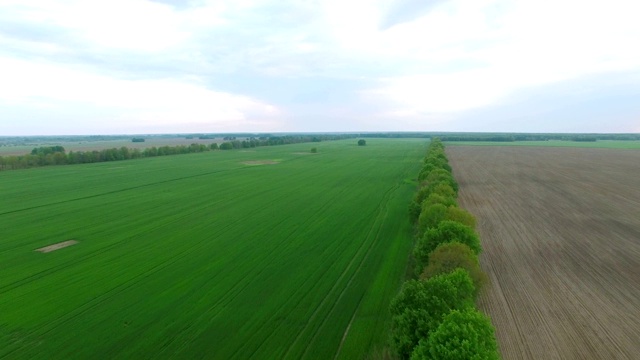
[0,134,354,171]
[2,132,639,145]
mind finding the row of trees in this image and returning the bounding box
[438,133,640,142]
[0,135,356,171]
[0,144,212,170]
[389,138,499,359]
[216,134,352,150]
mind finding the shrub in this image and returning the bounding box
[420,242,487,297]
[409,200,422,224]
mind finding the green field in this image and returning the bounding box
[0,139,424,359]
[445,140,640,149]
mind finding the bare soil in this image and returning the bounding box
[35,240,78,253]
[447,146,640,360]
[242,160,279,165]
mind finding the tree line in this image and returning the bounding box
[439,133,640,142]
[215,134,353,150]
[388,138,500,359]
[0,135,355,171]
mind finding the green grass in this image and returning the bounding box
[445,140,640,149]
[0,139,425,359]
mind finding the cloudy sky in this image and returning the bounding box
[1,0,639,135]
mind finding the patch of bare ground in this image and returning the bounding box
[35,240,78,253]
[447,146,640,360]
[242,160,279,165]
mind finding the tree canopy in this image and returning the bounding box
[412,308,499,360]
[390,269,475,359]
[414,221,481,273]
[421,242,487,298]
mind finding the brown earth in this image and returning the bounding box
[35,240,78,253]
[447,146,640,360]
[242,160,279,165]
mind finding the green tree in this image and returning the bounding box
[390,269,475,359]
[414,221,481,273]
[411,308,499,360]
[422,193,457,208]
[358,139,366,146]
[425,168,458,193]
[417,203,447,235]
[445,206,476,229]
[428,182,456,199]
[421,242,487,297]
[219,142,234,150]
[310,147,317,153]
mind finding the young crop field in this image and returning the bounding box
[0,139,425,359]
[447,145,640,359]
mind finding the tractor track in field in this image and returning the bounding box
[1,140,425,359]
[232,177,368,359]
[0,155,305,217]
[447,145,640,360]
[1,165,308,358]
[284,183,399,359]
[159,167,365,357]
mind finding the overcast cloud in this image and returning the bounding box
[1,0,639,135]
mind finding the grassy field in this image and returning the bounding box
[0,139,424,359]
[445,140,640,149]
[448,146,640,359]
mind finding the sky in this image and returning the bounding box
[1,0,639,135]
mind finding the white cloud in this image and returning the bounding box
[1,0,639,133]
[0,57,283,133]
[363,0,640,120]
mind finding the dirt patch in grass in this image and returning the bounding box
[35,240,78,253]
[242,160,280,165]
[448,146,640,359]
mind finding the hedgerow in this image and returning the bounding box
[389,138,499,359]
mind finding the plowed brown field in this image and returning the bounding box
[447,146,640,360]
